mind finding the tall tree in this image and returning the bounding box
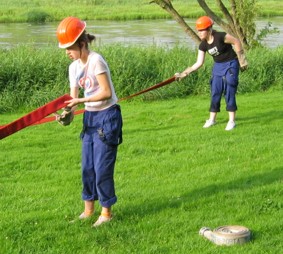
[150,0,257,49]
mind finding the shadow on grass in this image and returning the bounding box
[237,110,283,124]
[123,124,180,134]
[186,167,282,200]
[121,166,283,217]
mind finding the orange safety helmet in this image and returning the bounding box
[196,16,214,30]
[56,17,86,48]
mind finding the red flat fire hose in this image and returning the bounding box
[118,75,176,102]
[0,94,72,140]
[0,76,176,140]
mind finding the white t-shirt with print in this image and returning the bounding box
[69,51,118,111]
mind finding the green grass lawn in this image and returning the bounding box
[0,0,282,22]
[1,91,283,253]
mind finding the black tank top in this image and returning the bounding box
[199,31,237,63]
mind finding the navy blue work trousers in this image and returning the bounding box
[80,104,123,208]
[209,59,239,112]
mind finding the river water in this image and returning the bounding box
[0,18,282,49]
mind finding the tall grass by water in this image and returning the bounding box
[0,0,283,23]
[0,44,283,113]
[1,91,282,254]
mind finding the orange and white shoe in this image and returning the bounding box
[79,210,94,220]
[92,214,112,227]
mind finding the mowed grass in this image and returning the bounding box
[1,91,283,254]
[0,0,283,22]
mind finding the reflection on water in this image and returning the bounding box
[0,18,282,49]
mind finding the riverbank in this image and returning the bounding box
[1,18,282,50]
[1,0,283,23]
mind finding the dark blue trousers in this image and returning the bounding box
[80,105,122,208]
[209,59,239,112]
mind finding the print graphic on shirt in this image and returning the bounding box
[77,69,86,88]
[77,70,98,97]
[208,46,220,57]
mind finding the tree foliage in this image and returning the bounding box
[150,0,259,50]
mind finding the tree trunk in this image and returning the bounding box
[229,0,249,49]
[151,0,252,49]
[150,0,201,44]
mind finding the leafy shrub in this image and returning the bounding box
[0,44,282,112]
[27,10,50,23]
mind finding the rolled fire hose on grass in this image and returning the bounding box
[199,225,251,246]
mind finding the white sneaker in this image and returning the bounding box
[225,121,236,131]
[92,215,112,227]
[203,119,216,128]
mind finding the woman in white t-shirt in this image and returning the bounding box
[56,17,123,227]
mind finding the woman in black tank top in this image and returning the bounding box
[175,16,248,131]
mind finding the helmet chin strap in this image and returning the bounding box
[207,27,213,41]
[78,42,90,63]
[78,41,84,58]
[208,27,213,34]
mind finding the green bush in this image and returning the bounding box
[27,10,50,23]
[0,45,69,112]
[239,46,283,92]
[0,44,282,113]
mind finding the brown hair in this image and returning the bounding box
[76,31,96,49]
